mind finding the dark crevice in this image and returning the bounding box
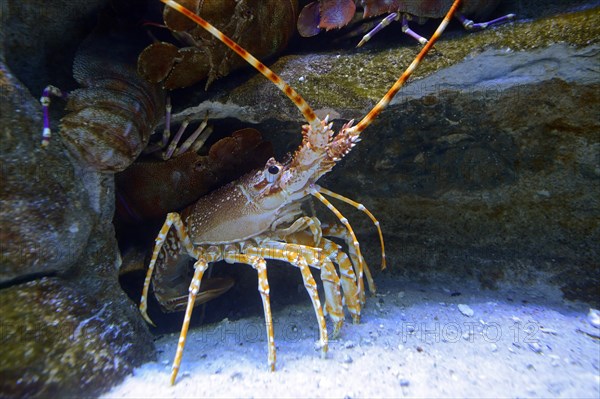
[0,271,59,290]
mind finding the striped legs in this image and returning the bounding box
[170,257,210,385]
[140,212,202,326]
[140,211,378,384]
[224,253,276,371]
[358,8,515,48]
[245,242,330,356]
[278,221,361,326]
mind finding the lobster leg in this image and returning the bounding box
[245,244,329,357]
[143,98,213,159]
[270,217,346,335]
[322,223,370,305]
[165,113,211,159]
[310,189,372,303]
[357,12,401,47]
[359,8,515,48]
[272,216,323,246]
[316,250,345,336]
[170,256,210,385]
[456,11,516,31]
[280,234,346,336]
[158,216,222,385]
[317,186,386,270]
[40,85,67,147]
[275,216,363,325]
[144,95,173,152]
[358,12,430,47]
[400,13,430,44]
[223,253,276,371]
[283,232,362,325]
[319,237,362,324]
[140,212,204,325]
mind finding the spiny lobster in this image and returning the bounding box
[140,0,462,385]
[40,14,165,172]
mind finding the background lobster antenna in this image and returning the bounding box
[347,0,462,136]
[160,0,320,130]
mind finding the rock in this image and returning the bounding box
[0,57,93,283]
[3,0,128,96]
[528,342,543,354]
[0,5,155,397]
[587,308,600,329]
[0,277,153,398]
[458,304,475,317]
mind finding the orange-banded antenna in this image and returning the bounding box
[160,0,320,129]
[347,0,462,136]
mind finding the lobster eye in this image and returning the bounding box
[268,165,280,175]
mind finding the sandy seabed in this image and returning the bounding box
[104,275,599,398]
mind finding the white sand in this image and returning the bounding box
[104,276,599,398]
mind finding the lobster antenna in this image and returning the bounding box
[347,0,462,136]
[160,0,320,129]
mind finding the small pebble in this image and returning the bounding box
[490,343,498,352]
[528,342,543,353]
[230,372,243,381]
[399,378,410,387]
[458,304,474,317]
[536,190,551,197]
[588,308,600,328]
[344,340,356,349]
[342,354,353,364]
[540,327,558,335]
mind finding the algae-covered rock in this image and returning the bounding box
[0,277,152,398]
[0,58,93,283]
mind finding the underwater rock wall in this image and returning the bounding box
[1,1,155,397]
